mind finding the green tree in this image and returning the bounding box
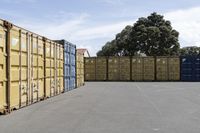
[180,46,200,56]
[97,12,180,56]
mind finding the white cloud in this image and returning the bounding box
[165,7,200,47]
[3,6,200,56]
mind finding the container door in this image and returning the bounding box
[181,57,193,81]
[19,33,29,107]
[45,41,51,98]
[132,57,143,81]
[31,36,38,103]
[10,29,20,109]
[194,57,200,81]
[0,24,6,112]
[38,39,44,100]
[51,42,56,96]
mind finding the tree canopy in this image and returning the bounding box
[97,12,180,56]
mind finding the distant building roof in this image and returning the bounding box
[77,48,90,57]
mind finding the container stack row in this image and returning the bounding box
[84,56,200,81]
[0,20,82,114]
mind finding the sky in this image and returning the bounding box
[0,0,200,56]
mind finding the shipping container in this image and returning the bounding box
[85,57,96,81]
[181,56,200,81]
[76,51,84,87]
[119,57,130,81]
[132,57,143,81]
[194,57,200,81]
[0,19,67,114]
[156,57,168,81]
[0,20,6,114]
[55,40,76,91]
[143,57,155,81]
[96,57,107,81]
[108,57,120,81]
[0,20,48,113]
[168,57,180,81]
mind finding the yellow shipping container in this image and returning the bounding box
[132,57,143,81]
[0,19,48,113]
[143,57,155,81]
[120,57,130,81]
[108,57,120,81]
[156,57,168,80]
[76,51,84,87]
[96,57,107,81]
[0,20,6,114]
[168,57,180,81]
[85,57,96,81]
[0,19,65,114]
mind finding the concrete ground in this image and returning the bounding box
[0,82,200,133]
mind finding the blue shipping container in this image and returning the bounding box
[181,56,200,81]
[55,40,76,91]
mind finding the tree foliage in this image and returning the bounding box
[97,12,180,56]
[180,46,200,56]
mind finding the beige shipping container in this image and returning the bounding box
[168,57,180,81]
[85,57,96,81]
[132,57,143,81]
[108,57,120,81]
[0,19,47,113]
[0,20,6,114]
[0,19,66,114]
[56,43,64,94]
[156,57,168,80]
[120,57,130,81]
[76,51,84,87]
[96,57,107,81]
[143,57,155,81]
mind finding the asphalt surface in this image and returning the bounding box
[0,82,200,133]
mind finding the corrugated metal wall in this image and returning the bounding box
[56,40,76,92]
[132,57,143,81]
[0,20,6,114]
[96,57,107,81]
[120,57,130,81]
[143,57,155,81]
[69,44,76,90]
[85,57,96,81]
[108,57,120,81]
[76,52,84,87]
[181,56,200,81]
